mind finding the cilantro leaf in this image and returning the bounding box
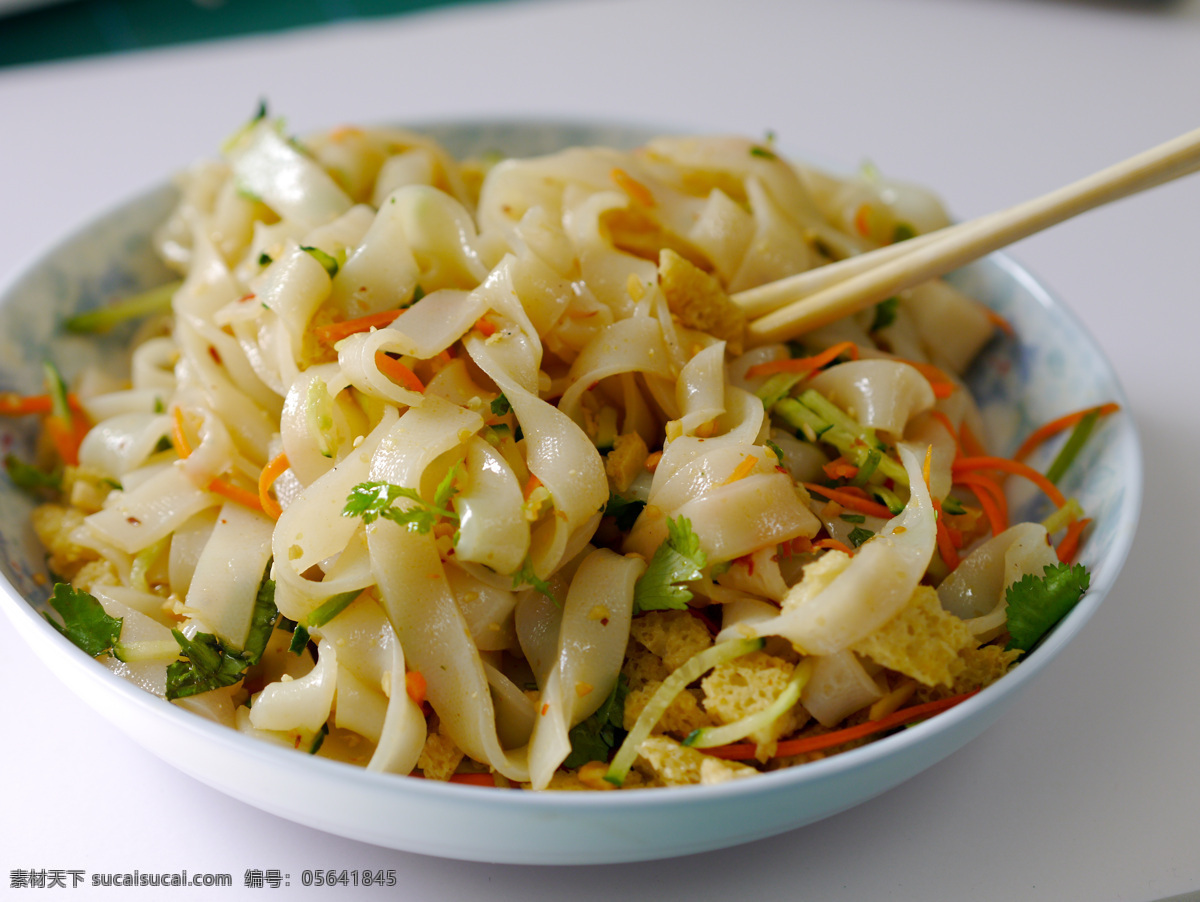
[562,675,629,769]
[633,516,707,613]
[43,583,122,657]
[343,477,459,534]
[432,462,462,512]
[165,563,278,699]
[1005,562,1091,653]
[166,631,251,700]
[490,393,512,416]
[605,492,646,532]
[511,557,556,604]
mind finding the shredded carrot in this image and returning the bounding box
[813,538,855,555]
[473,315,499,337]
[313,309,403,345]
[898,359,957,398]
[702,691,978,761]
[932,498,961,570]
[374,352,426,394]
[922,444,933,489]
[984,308,1016,337]
[952,456,1067,508]
[171,405,264,513]
[0,391,85,416]
[953,472,1009,536]
[611,167,655,207]
[802,483,894,519]
[1056,517,1091,564]
[170,405,193,457]
[822,458,858,482]
[46,416,81,466]
[448,772,497,787]
[209,478,265,512]
[724,455,759,485]
[785,536,814,556]
[4,389,90,464]
[523,472,543,500]
[258,452,290,521]
[853,203,873,238]
[405,670,427,708]
[744,341,861,379]
[1012,403,1120,462]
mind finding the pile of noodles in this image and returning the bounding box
[58,119,1035,790]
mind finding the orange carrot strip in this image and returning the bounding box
[822,458,858,482]
[611,168,655,207]
[171,406,193,458]
[523,472,543,500]
[786,536,814,556]
[1056,517,1091,564]
[954,473,1009,536]
[172,406,263,512]
[1012,403,1121,462]
[703,691,978,761]
[313,309,403,345]
[374,352,426,394]
[813,538,855,555]
[448,772,497,787]
[473,315,499,337]
[724,455,759,485]
[952,456,1067,508]
[896,359,958,398]
[258,452,290,521]
[744,341,861,379]
[984,308,1016,337]
[853,203,873,238]
[405,670,427,708]
[0,393,52,415]
[932,499,961,569]
[46,417,80,466]
[209,477,265,513]
[2,392,89,417]
[802,483,894,519]
[955,470,1008,521]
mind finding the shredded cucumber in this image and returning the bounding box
[683,658,813,749]
[604,637,765,786]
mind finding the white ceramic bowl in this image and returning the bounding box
[0,120,1142,864]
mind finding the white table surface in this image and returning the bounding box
[2,0,1198,898]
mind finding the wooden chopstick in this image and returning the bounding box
[740,124,1200,346]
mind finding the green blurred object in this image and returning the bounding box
[0,0,500,68]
